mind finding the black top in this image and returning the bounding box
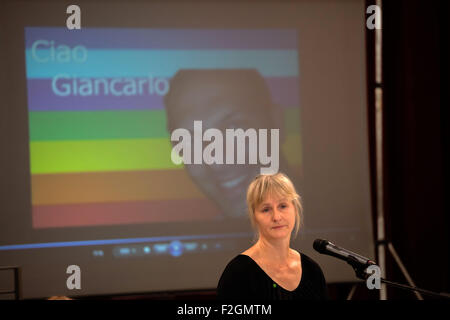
[217,252,329,300]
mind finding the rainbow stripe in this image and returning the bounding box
[26,49,299,78]
[27,77,299,111]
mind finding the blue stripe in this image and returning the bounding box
[0,232,252,251]
[25,49,299,78]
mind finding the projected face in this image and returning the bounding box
[165,70,277,218]
[254,195,296,241]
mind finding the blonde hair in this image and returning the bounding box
[246,173,303,240]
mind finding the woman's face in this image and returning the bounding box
[254,194,296,241]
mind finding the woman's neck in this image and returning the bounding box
[254,237,291,266]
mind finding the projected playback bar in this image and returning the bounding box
[108,239,231,258]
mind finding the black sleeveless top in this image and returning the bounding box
[217,252,329,300]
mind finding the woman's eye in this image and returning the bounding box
[262,208,270,212]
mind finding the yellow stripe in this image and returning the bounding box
[30,138,182,174]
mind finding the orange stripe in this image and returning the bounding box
[32,199,221,229]
[31,169,207,205]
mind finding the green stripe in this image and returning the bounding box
[29,110,169,141]
[30,138,182,174]
[29,109,300,141]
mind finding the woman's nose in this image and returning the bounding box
[272,209,282,221]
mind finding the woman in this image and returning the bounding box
[217,173,328,300]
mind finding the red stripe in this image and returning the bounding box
[32,199,222,229]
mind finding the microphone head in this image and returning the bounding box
[313,239,329,253]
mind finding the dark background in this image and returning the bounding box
[330,0,449,300]
[378,0,449,299]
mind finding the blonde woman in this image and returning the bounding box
[217,173,328,300]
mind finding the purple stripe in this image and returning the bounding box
[27,77,299,111]
[25,27,297,50]
[27,78,164,111]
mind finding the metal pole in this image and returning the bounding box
[346,284,358,300]
[374,0,387,300]
[387,243,423,299]
[13,266,21,300]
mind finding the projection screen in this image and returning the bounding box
[0,0,374,299]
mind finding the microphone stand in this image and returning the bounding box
[378,279,450,299]
[347,256,450,299]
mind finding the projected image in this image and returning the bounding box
[165,69,302,218]
[25,27,301,229]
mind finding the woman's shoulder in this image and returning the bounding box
[298,251,325,274]
[299,251,317,264]
[219,254,262,285]
[217,254,261,299]
[297,251,329,299]
[222,254,257,273]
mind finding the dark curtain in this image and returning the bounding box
[381,0,449,298]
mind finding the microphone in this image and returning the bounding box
[314,239,450,298]
[313,239,377,270]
